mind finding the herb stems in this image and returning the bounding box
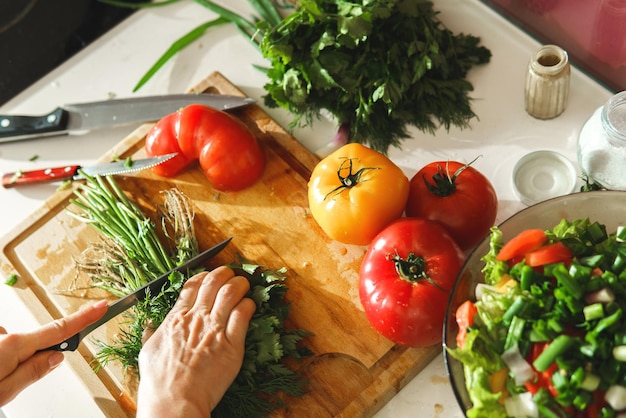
[68,173,176,291]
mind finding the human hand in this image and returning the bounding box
[136,266,256,418]
[0,299,108,406]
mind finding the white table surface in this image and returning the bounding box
[0,1,613,417]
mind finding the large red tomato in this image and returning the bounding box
[359,218,465,347]
[145,104,265,191]
[405,160,498,252]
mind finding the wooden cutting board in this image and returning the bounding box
[0,72,440,417]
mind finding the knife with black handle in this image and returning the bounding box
[42,237,232,352]
[0,94,255,143]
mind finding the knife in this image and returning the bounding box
[43,237,232,352]
[2,153,178,188]
[0,94,255,143]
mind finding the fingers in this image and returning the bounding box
[226,298,256,346]
[169,266,255,335]
[22,299,108,354]
[141,320,156,345]
[169,266,235,316]
[209,275,252,325]
[0,351,64,407]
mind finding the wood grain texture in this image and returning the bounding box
[0,72,440,417]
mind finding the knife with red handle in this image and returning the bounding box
[2,153,176,188]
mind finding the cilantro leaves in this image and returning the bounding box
[261,0,492,154]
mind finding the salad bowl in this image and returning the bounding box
[443,190,626,414]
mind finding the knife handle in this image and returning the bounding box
[0,107,68,142]
[39,333,81,352]
[2,165,80,188]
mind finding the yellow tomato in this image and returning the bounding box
[308,143,409,245]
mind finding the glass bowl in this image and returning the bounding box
[442,190,626,414]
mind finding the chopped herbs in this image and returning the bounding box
[69,173,310,416]
[4,273,18,286]
[28,155,39,162]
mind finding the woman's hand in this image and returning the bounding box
[137,266,256,418]
[0,299,108,406]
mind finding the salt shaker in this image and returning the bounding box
[524,45,570,119]
[578,91,626,190]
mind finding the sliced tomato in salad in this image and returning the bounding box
[455,300,477,349]
[525,241,573,267]
[496,229,547,261]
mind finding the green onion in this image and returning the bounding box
[133,17,229,92]
[579,253,605,267]
[504,315,526,351]
[4,273,18,286]
[502,295,526,324]
[617,225,626,242]
[613,345,626,362]
[533,335,577,372]
[519,264,534,291]
[552,265,583,299]
[612,253,626,273]
[580,372,601,391]
[583,303,605,321]
[590,308,622,336]
[586,221,608,244]
[569,263,591,280]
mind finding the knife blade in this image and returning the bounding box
[43,237,232,352]
[0,94,255,143]
[2,153,178,188]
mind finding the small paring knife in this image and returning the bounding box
[1,153,177,188]
[0,94,255,143]
[42,237,232,352]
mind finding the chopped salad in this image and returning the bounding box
[448,218,626,417]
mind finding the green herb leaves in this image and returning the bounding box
[261,0,491,153]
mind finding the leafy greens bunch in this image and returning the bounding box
[104,0,490,154]
[68,173,310,416]
[261,0,492,153]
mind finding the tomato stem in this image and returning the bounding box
[387,252,446,291]
[324,157,379,200]
[422,155,481,197]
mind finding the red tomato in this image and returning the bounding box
[405,160,498,252]
[145,104,265,191]
[496,229,548,261]
[525,241,573,267]
[455,300,478,349]
[359,218,465,347]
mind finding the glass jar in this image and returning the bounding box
[524,45,570,119]
[577,91,626,190]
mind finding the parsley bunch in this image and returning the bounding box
[261,0,491,154]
